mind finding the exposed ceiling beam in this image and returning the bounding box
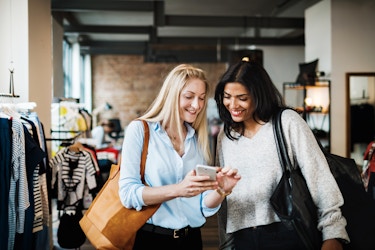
[53,0,307,57]
[64,25,153,34]
[164,15,304,28]
[78,34,304,55]
[80,41,148,55]
[155,36,304,46]
[82,42,227,63]
[62,15,303,34]
[79,35,304,49]
[51,0,158,12]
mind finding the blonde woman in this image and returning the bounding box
[119,64,241,250]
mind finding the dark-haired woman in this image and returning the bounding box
[214,57,349,250]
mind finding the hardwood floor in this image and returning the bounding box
[202,215,220,250]
[53,200,220,249]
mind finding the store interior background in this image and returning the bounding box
[0,0,375,248]
[1,0,375,159]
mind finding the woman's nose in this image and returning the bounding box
[191,98,200,109]
[229,98,238,108]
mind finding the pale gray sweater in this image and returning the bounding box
[216,109,349,242]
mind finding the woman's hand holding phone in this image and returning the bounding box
[195,164,218,181]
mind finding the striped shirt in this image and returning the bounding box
[50,148,97,208]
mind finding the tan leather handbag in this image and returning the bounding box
[80,120,160,249]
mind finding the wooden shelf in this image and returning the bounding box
[283,80,331,151]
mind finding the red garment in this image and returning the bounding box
[96,147,119,164]
[362,142,375,190]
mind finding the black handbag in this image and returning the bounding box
[270,109,322,250]
[57,208,86,249]
[57,195,86,249]
[318,139,375,250]
[271,108,375,250]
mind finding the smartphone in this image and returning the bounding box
[196,164,217,181]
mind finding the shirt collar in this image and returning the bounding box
[153,121,196,139]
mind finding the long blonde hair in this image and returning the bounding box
[140,64,212,164]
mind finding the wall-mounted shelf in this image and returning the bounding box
[283,79,331,151]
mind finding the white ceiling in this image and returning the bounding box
[51,0,321,62]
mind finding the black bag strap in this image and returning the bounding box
[273,108,293,173]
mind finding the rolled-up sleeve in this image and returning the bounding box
[118,120,147,211]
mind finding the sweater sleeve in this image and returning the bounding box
[281,109,350,243]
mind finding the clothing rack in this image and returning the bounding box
[50,100,92,157]
[45,130,83,142]
[0,102,37,111]
[0,100,50,250]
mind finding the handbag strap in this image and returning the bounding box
[139,120,149,184]
[273,109,293,173]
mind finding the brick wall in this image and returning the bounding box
[92,55,227,128]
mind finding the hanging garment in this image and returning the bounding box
[50,148,97,209]
[363,142,375,195]
[350,104,375,150]
[8,118,28,250]
[14,124,47,250]
[0,118,12,250]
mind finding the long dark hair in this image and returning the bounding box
[214,58,286,140]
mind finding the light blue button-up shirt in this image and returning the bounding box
[119,120,219,229]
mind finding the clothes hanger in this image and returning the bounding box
[0,103,21,119]
[68,141,84,153]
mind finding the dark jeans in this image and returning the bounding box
[233,222,305,250]
[133,225,202,250]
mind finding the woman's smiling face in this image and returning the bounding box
[179,78,206,123]
[223,82,253,123]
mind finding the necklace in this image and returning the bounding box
[170,136,184,156]
[166,126,186,156]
